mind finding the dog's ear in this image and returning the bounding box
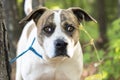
[68,7,97,23]
[19,7,48,24]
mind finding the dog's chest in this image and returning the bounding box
[21,58,81,80]
[34,66,70,80]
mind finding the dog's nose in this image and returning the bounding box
[55,39,68,49]
[54,39,69,57]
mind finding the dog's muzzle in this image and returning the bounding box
[54,39,69,57]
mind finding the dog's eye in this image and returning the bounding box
[65,24,75,32]
[43,26,54,34]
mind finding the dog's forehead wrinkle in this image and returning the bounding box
[44,13,54,25]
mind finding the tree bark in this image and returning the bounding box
[33,0,45,8]
[0,0,11,80]
[3,0,22,58]
[38,0,45,6]
[96,0,108,49]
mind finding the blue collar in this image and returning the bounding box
[10,38,43,64]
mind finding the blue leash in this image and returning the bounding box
[10,38,43,64]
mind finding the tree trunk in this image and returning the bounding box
[33,0,45,8]
[3,0,22,58]
[96,0,108,49]
[38,0,45,6]
[0,0,11,80]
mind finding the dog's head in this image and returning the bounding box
[20,7,96,60]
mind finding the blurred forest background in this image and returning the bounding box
[2,0,120,80]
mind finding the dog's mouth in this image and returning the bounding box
[47,49,70,63]
[55,53,70,58]
[55,48,70,58]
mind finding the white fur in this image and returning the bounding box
[24,0,32,15]
[16,6,83,80]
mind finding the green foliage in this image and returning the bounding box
[17,0,22,3]
[80,22,99,42]
[105,19,120,79]
[45,0,62,9]
[17,0,24,18]
[45,0,95,12]
[80,22,99,65]
[108,19,120,56]
[83,19,120,80]
[105,0,118,22]
[108,19,120,40]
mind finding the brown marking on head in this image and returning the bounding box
[60,10,79,45]
[60,7,97,45]
[36,10,55,46]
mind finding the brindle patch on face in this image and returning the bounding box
[42,15,56,37]
[60,10,80,45]
[36,10,55,46]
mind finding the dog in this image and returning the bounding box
[16,0,96,80]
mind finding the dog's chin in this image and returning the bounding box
[44,55,70,63]
[49,56,69,62]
